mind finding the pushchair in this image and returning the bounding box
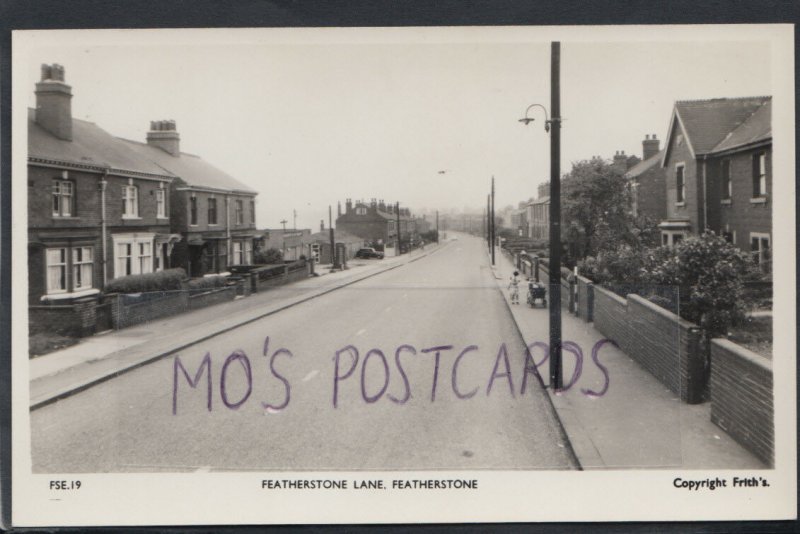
[527,279,547,308]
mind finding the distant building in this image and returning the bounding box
[304,228,365,264]
[121,121,259,277]
[335,198,417,246]
[527,196,549,240]
[260,228,312,261]
[659,96,771,271]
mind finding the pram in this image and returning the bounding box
[527,279,547,308]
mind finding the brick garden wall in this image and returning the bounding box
[710,339,774,466]
[188,286,237,310]
[29,297,97,337]
[109,291,188,330]
[593,286,705,403]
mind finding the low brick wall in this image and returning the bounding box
[593,286,705,403]
[110,291,189,330]
[29,297,98,338]
[710,339,773,466]
[188,286,237,310]
[539,264,572,312]
[575,275,594,322]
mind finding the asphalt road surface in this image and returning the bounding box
[32,234,577,472]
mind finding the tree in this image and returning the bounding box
[561,157,631,262]
[255,247,283,264]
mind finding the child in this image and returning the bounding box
[507,270,521,305]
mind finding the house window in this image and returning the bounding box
[675,164,685,203]
[244,240,252,264]
[122,184,139,218]
[750,233,771,273]
[753,152,767,197]
[232,240,243,265]
[52,179,73,217]
[72,247,93,290]
[138,242,152,274]
[208,197,218,225]
[661,231,685,247]
[721,160,732,200]
[116,243,133,276]
[156,186,166,218]
[250,200,256,224]
[113,234,155,278]
[45,246,95,296]
[722,231,735,245]
[190,196,198,225]
[46,248,67,293]
[235,199,244,225]
[355,206,367,215]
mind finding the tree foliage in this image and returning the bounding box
[579,232,753,338]
[255,247,284,265]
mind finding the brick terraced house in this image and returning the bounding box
[27,64,180,304]
[660,96,772,271]
[625,134,667,223]
[120,121,259,277]
[335,199,417,247]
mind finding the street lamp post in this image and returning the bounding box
[490,176,496,266]
[518,41,563,390]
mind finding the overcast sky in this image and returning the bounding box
[21,28,772,230]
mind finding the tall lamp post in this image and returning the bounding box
[518,41,562,390]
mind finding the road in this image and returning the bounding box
[31,234,577,472]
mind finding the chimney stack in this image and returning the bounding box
[345,198,352,214]
[320,219,325,232]
[642,134,660,161]
[146,120,181,156]
[613,150,628,171]
[35,64,73,141]
[378,199,386,211]
[337,201,342,218]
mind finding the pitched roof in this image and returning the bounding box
[674,96,771,156]
[28,109,173,178]
[711,98,771,153]
[119,138,257,194]
[307,229,365,244]
[376,209,414,221]
[625,148,665,178]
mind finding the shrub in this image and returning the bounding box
[186,275,229,291]
[255,247,284,264]
[104,268,186,294]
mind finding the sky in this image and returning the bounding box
[20,28,773,230]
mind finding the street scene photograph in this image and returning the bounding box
[15,26,788,486]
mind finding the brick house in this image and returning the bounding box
[27,64,179,305]
[659,96,771,271]
[625,134,667,222]
[120,122,259,277]
[335,199,417,247]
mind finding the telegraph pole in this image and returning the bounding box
[329,205,337,269]
[486,195,490,248]
[396,201,401,255]
[436,210,439,243]
[490,176,495,266]
[549,41,563,390]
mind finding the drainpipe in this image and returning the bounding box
[226,195,231,269]
[701,158,708,232]
[99,168,109,285]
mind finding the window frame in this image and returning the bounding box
[45,245,95,296]
[207,197,218,226]
[122,183,140,219]
[156,184,167,219]
[675,163,686,204]
[720,159,732,201]
[112,234,156,279]
[750,232,771,273]
[752,152,767,198]
[189,195,198,226]
[52,178,74,217]
[235,199,244,225]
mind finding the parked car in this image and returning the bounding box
[355,247,384,259]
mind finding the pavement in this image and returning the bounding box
[491,247,767,470]
[29,244,441,410]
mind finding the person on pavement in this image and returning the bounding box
[508,270,521,305]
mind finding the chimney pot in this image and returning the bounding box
[146,119,180,156]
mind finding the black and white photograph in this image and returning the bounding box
[10,24,796,526]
